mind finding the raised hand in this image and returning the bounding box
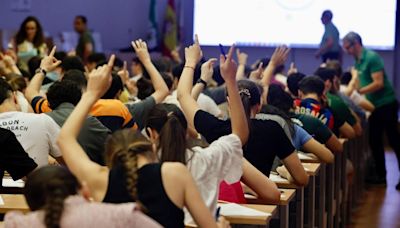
[185,34,203,68]
[200,58,217,83]
[219,44,237,83]
[86,55,115,99]
[249,62,263,81]
[287,62,298,75]
[270,45,290,67]
[236,48,248,66]
[131,39,151,64]
[40,46,62,72]
[118,61,130,83]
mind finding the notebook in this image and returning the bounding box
[218,203,271,217]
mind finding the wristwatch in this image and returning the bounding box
[196,78,207,88]
[35,67,47,75]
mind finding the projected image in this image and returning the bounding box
[193,0,396,49]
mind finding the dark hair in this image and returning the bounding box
[298,76,325,97]
[237,79,261,120]
[15,16,45,48]
[161,72,173,90]
[47,80,82,109]
[105,129,155,200]
[28,56,42,78]
[7,75,27,92]
[24,166,80,228]
[314,67,335,83]
[101,73,123,99]
[146,104,188,164]
[341,71,352,85]
[136,77,154,100]
[75,15,87,24]
[287,72,306,97]
[325,60,342,77]
[343,31,363,46]
[171,63,202,85]
[62,69,87,90]
[61,56,85,72]
[0,78,13,105]
[322,10,333,20]
[267,84,294,114]
[54,52,67,62]
[88,53,106,64]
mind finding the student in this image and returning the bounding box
[57,54,228,228]
[0,128,37,188]
[4,166,162,228]
[267,84,343,154]
[177,36,308,186]
[0,78,63,167]
[145,41,250,223]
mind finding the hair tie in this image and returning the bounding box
[239,89,251,98]
[167,111,174,118]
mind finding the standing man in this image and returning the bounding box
[343,31,400,189]
[74,15,95,63]
[315,10,341,62]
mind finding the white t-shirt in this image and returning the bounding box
[184,134,243,224]
[164,91,222,117]
[339,85,363,105]
[0,111,62,166]
[15,91,31,113]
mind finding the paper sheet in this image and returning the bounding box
[0,195,4,205]
[269,173,288,182]
[218,203,271,217]
[2,178,25,188]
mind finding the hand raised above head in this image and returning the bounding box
[184,34,203,68]
[200,58,217,82]
[219,44,237,83]
[236,48,248,66]
[249,62,263,81]
[270,45,290,67]
[131,39,151,64]
[86,54,115,99]
[40,46,62,72]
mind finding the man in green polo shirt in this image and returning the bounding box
[343,31,400,189]
[315,10,341,62]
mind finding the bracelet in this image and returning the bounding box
[184,65,195,70]
[196,78,207,88]
[35,67,47,75]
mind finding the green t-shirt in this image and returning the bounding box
[291,113,333,144]
[76,30,95,59]
[355,48,396,107]
[327,92,356,134]
[320,22,340,53]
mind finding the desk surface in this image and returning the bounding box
[223,204,277,225]
[0,194,29,214]
[302,163,321,176]
[245,188,296,206]
[298,152,321,163]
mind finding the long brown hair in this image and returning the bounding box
[145,103,188,164]
[105,129,156,200]
[24,166,80,228]
[15,16,45,47]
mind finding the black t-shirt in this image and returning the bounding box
[194,110,295,175]
[0,128,37,187]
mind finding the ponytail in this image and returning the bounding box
[44,181,69,228]
[146,103,188,164]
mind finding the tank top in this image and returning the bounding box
[103,163,184,228]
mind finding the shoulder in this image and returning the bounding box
[162,162,190,181]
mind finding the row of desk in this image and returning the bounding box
[0,133,369,227]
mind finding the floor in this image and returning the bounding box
[348,151,400,228]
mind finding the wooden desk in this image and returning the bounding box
[270,173,304,228]
[302,163,321,228]
[298,152,320,163]
[0,194,29,214]
[245,189,296,228]
[218,203,276,225]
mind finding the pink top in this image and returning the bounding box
[4,195,161,228]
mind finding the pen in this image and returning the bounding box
[219,44,226,59]
[215,206,221,221]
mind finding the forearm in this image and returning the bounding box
[191,83,205,101]
[358,81,383,94]
[142,60,169,102]
[236,64,246,80]
[225,80,248,144]
[25,72,45,102]
[177,66,195,98]
[260,63,275,86]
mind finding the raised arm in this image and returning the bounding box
[131,39,169,103]
[177,35,203,127]
[25,46,61,103]
[235,48,248,80]
[220,45,249,145]
[191,58,217,101]
[57,55,115,201]
[260,46,290,87]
